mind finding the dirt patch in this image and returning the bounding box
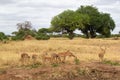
[24,35,35,40]
[0,62,120,80]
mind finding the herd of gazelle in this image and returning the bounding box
[20,46,107,65]
[20,50,77,65]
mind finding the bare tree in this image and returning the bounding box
[17,21,32,30]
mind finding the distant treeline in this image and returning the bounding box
[0,5,120,41]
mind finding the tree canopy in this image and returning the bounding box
[50,5,115,39]
[51,9,89,39]
[76,5,115,38]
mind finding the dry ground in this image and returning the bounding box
[0,38,120,80]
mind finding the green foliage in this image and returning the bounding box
[50,5,116,39]
[11,29,36,41]
[51,9,90,39]
[38,28,52,34]
[102,59,120,66]
[51,63,59,67]
[35,28,51,40]
[76,5,115,38]
[74,58,80,65]
[11,30,25,40]
[29,62,42,68]
[49,34,62,38]
[0,32,9,41]
[35,33,50,40]
[11,21,37,41]
[95,13,115,38]
[23,62,42,69]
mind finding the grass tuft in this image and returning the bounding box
[51,63,59,67]
[74,58,80,65]
[102,59,120,66]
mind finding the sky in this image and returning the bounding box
[0,0,120,35]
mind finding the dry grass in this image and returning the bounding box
[0,38,120,67]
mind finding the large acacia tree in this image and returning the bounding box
[51,10,89,39]
[51,5,115,39]
[76,5,115,38]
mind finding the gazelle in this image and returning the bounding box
[58,50,76,63]
[41,52,52,64]
[32,54,38,63]
[20,53,30,65]
[51,53,61,63]
[41,52,61,64]
[98,46,107,61]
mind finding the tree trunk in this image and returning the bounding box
[68,31,74,40]
[89,26,96,38]
[81,29,89,38]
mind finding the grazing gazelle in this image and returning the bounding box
[41,52,61,64]
[98,46,107,61]
[32,54,38,63]
[41,52,52,64]
[51,53,61,63]
[58,50,76,63]
[20,53,30,65]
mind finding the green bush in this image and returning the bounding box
[11,36,24,41]
[35,33,50,40]
[0,32,9,41]
[11,29,36,41]
[11,30,25,41]
[11,32,25,41]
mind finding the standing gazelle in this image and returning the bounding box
[58,50,76,63]
[20,53,30,65]
[98,46,107,61]
[41,52,61,64]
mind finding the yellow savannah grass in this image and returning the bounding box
[0,38,120,67]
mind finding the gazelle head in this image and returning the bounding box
[100,45,107,54]
[66,50,76,58]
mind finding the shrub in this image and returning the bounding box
[11,35,24,41]
[11,29,36,41]
[11,30,25,40]
[35,33,50,40]
[0,32,9,41]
